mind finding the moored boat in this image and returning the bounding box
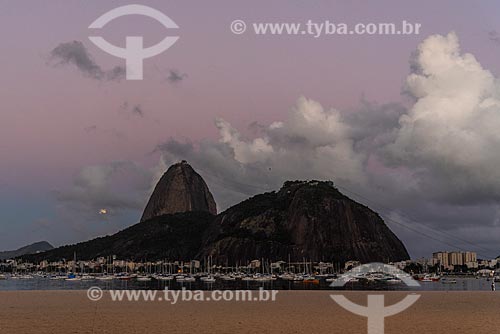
[201,276,216,283]
[441,278,457,284]
[65,276,82,282]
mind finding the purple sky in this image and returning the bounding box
[2,0,500,258]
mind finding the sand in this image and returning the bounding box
[0,291,498,333]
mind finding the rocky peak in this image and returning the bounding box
[198,180,409,264]
[140,161,217,222]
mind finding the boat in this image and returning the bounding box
[81,275,94,280]
[16,274,34,279]
[201,276,216,283]
[441,278,457,284]
[114,273,133,280]
[65,275,82,282]
[137,276,152,282]
[430,274,441,282]
[253,274,275,282]
[0,274,6,280]
[303,275,316,282]
[95,275,114,281]
[279,273,293,281]
[177,275,196,283]
[260,276,274,282]
[419,275,433,282]
[50,275,67,280]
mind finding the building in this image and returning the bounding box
[449,252,463,266]
[463,251,477,263]
[433,252,451,270]
[432,251,478,270]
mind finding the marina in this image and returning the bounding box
[0,271,496,291]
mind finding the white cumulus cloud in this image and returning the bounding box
[387,32,500,204]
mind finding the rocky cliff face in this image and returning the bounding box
[140,161,217,222]
[198,181,409,264]
[29,174,409,265]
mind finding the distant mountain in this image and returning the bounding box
[23,162,409,265]
[0,241,53,260]
[140,160,217,222]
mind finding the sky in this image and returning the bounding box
[2,0,500,259]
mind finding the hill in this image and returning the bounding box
[23,212,214,262]
[198,180,409,264]
[0,241,54,260]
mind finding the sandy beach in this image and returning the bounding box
[0,291,497,333]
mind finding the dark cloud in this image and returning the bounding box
[488,30,500,44]
[132,105,144,117]
[120,102,145,118]
[167,69,187,83]
[55,161,151,215]
[84,125,97,133]
[49,41,125,81]
[106,65,126,81]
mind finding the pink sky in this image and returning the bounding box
[2,0,500,252]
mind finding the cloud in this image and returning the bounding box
[167,69,187,83]
[55,161,152,215]
[386,32,500,205]
[106,65,126,81]
[156,96,369,210]
[132,105,144,117]
[84,125,97,133]
[119,102,145,118]
[488,30,500,45]
[49,41,125,81]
